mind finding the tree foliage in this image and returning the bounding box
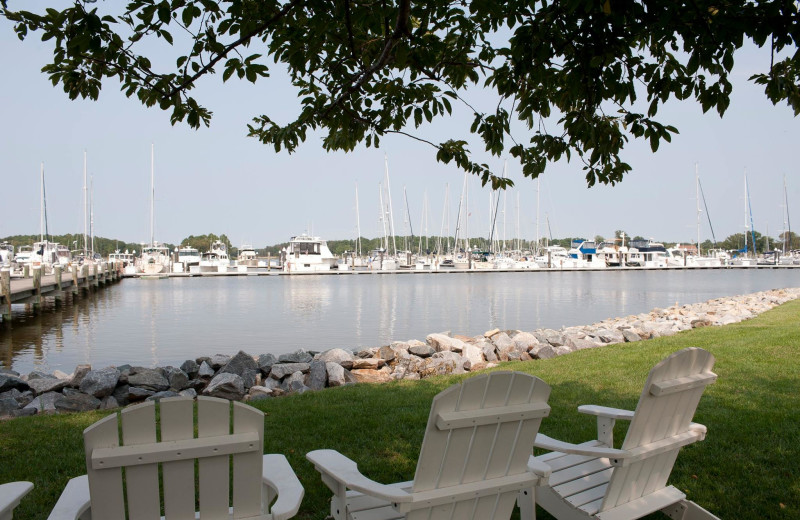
[4,0,798,188]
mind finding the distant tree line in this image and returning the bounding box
[4,229,798,259]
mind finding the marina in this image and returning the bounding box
[1,268,797,374]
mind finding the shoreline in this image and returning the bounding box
[2,287,798,418]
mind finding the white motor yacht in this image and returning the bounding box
[237,244,258,267]
[0,242,13,266]
[139,245,171,274]
[175,246,201,272]
[283,234,337,272]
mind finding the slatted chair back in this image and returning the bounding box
[600,347,717,512]
[411,371,551,520]
[83,396,265,520]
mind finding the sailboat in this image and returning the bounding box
[31,162,63,271]
[138,144,171,275]
[731,173,758,267]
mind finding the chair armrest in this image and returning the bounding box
[262,454,304,520]
[306,450,412,503]
[578,405,635,420]
[689,422,707,439]
[534,434,626,459]
[0,481,33,518]
[526,457,552,481]
[47,475,91,520]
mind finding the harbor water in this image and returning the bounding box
[2,269,797,374]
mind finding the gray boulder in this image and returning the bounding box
[278,349,313,364]
[512,331,540,352]
[164,367,190,391]
[281,371,307,392]
[308,360,327,391]
[594,328,625,344]
[127,368,169,392]
[326,362,346,387]
[315,348,354,369]
[408,344,435,358]
[69,364,92,388]
[100,396,120,410]
[179,388,197,398]
[220,351,259,376]
[203,373,245,400]
[240,369,259,390]
[621,329,642,342]
[257,353,277,374]
[146,391,180,402]
[481,344,498,362]
[535,345,557,360]
[0,374,29,392]
[24,392,60,413]
[28,376,69,395]
[269,363,310,380]
[0,397,20,416]
[491,332,515,352]
[55,392,102,412]
[198,361,215,378]
[378,345,397,362]
[210,354,231,369]
[180,359,199,378]
[79,368,120,398]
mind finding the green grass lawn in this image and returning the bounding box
[2,299,798,519]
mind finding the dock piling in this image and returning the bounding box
[1,268,10,322]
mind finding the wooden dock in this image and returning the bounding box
[1,263,122,324]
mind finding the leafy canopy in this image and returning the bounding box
[3,0,798,188]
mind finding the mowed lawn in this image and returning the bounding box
[1,299,798,519]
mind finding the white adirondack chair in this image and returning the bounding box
[48,396,304,520]
[0,481,33,520]
[529,347,720,520]
[307,371,552,520]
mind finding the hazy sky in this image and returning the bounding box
[1,11,797,250]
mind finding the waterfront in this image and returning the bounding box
[1,269,797,373]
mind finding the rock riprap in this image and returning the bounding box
[1,288,797,417]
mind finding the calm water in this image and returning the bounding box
[2,269,798,373]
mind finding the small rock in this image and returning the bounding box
[278,349,313,364]
[55,392,102,412]
[315,348,354,369]
[408,344,435,358]
[210,354,231,369]
[198,361,215,378]
[269,363,310,380]
[79,368,120,398]
[326,362,346,387]
[203,373,245,401]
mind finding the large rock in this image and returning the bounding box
[535,345,557,360]
[408,344,435,358]
[146,391,180,402]
[315,349,354,369]
[462,343,485,367]
[180,359,199,378]
[249,386,273,398]
[594,328,625,344]
[0,374,29,392]
[127,368,169,392]
[566,336,599,351]
[378,345,397,362]
[491,332,515,353]
[28,376,69,395]
[79,368,120,398]
[210,354,231,369]
[426,333,466,353]
[55,392,102,412]
[69,364,92,388]
[512,332,540,352]
[257,353,277,374]
[350,368,393,384]
[269,363,310,380]
[326,362,346,387]
[219,351,259,376]
[198,361,215,378]
[23,392,60,413]
[278,349,313,364]
[281,371,307,393]
[203,373,245,401]
[163,367,190,391]
[308,360,327,391]
[351,358,383,370]
[0,397,20,416]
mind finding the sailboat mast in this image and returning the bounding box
[378,182,388,250]
[150,143,155,247]
[784,175,791,254]
[40,162,44,243]
[746,174,756,256]
[535,178,540,255]
[695,163,701,255]
[517,192,521,252]
[743,173,748,254]
[83,150,88,257]
[355,182,362,258]
[384,155,397,255]
[90,175,95,257]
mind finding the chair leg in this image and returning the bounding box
[661,500,721,520]
[517,488,536,520]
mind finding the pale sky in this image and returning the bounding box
[0,11,797,250]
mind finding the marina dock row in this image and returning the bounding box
[1,263,122,324]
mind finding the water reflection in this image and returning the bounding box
[1,270,797,374]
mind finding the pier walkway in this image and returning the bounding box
[1,263,122,324]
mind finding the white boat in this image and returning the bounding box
[283,234,337,272]
[0,242,13,266]
[108,250,135,269]
[13,245,34,267]
[236,244,258,267]
[140,245,171,274]
[173,246,201,272]
[368,248,397,271]
[534,245,569,268]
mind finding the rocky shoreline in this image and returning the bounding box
[2,288,798,418]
